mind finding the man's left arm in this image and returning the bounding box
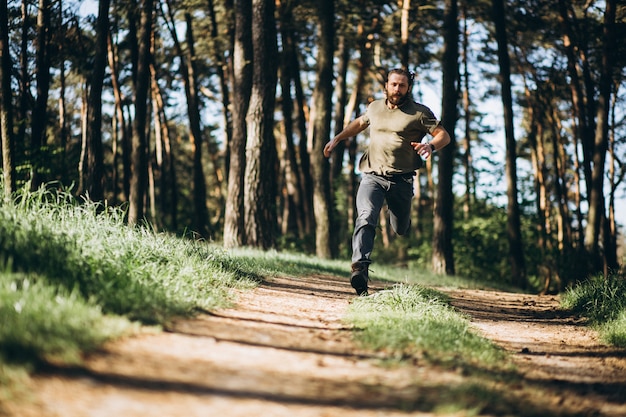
[410,125,451,159]
[428,125,451,152]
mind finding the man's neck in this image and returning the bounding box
[385,99,401,110]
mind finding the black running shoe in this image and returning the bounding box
[350,262,369,296]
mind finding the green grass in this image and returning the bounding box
[346,283,508,369]
[0,272,131,364]
[561,272,626,347]
[1,189,260,322]
[359,261,521,292]
[0,188,264,368]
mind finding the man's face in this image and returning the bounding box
[385,73,411,105]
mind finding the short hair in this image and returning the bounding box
[387,68,415,87]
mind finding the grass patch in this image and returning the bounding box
[347,283,508,369]
[561,273,626,347]
[355,262,521,292]
[0,188,263,367]
[1,189,259,324]
[0,272,131,364]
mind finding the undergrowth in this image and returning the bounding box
[561,273,626,347]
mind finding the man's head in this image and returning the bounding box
[385,68,414,106]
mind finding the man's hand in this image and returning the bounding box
[411,142,434,160]
[323,140,335,158]
[323,116,369,158]
[411,125,451,160]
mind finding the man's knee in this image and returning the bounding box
[394,219,411,236]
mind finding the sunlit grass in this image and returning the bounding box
[0,272,132,364]
[0,187,263,367]
[347,283,508,369]
[561,273,626,347]
[358,258,521,292]
[1,189,260,324]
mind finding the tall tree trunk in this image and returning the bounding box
[162,3,211,237]
[17,0,29,156]
[206,0,232,162]
[151,60,177,230]
[345,24,372,237]
[0,0,14,199]
[330,35,349,184]
[30,0,51,189]
[329,35,351,250]
[399,0,410,68]
[57,0,69,186]
[128,0,154,225]
[294,54,314,236]
[606,83,622,275]
[223,0,252,248]
[78,81,88,194]
[278,0,306,240]
[309,0,335,258]
[492,0,525,288]
[461,5,473,219]
[548,93,573,253]
[183,13,210,238]
[557,0,595,255]
[85,0,110,203]
[243,0,278,249]
[108,28,128,204]
[586,0,616,273]
[432,0,457,275]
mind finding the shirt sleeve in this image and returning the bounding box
[362,103,372,126]
[420,106,441,134]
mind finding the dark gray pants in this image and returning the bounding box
[351,173,414,265]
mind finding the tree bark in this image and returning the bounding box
[206,0,232,165]
[585,0,616,273]
[150,60,177,230]
[85,0,110,203]
[309,0,335,258]
[16,1,29,157]
[30,0,51,189]
[492,0,525,288]
[432,0,457,275]
[223,0,252,248]
[243,0,278,249]
[461,5,473,219]
[183,12,211,238]
[128,0,154,225]
[399,0,410,68]
[108,28,129,204]
[278,0,306,240]
[0,0,14,199]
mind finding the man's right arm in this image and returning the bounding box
[323,116,369,158]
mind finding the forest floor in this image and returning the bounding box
[3,273,626,417]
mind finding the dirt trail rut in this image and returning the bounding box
[6,275,626,417]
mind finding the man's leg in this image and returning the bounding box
[351,174,386,295]
[351,174,386,264]
[387,176,414,236]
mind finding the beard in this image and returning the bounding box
[387,91,409,106]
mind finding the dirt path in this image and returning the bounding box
[5,275,626,417]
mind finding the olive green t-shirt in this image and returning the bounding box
[359,98,440,176]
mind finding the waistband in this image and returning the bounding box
[369,171,415,181]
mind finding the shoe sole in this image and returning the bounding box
[351,273,368,296]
